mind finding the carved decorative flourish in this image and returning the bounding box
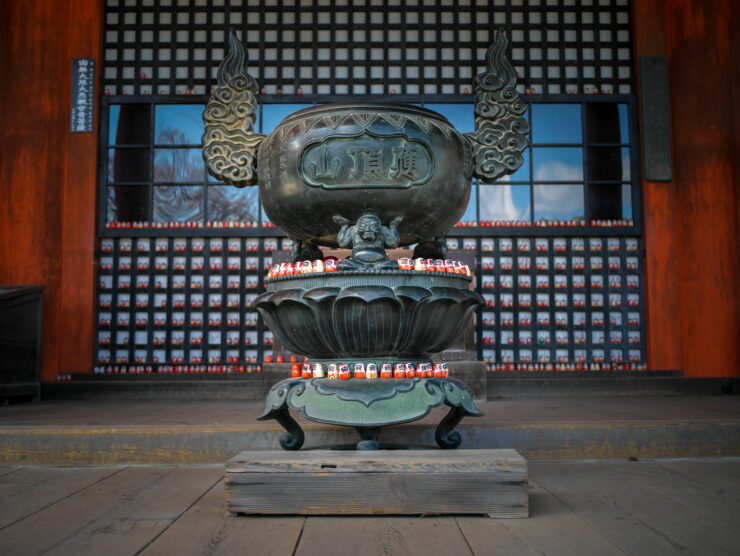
[202,30,265,186]
[464,30,530,182]
[257,376,483,448]
[254,282,481,358]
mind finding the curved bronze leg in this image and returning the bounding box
[273,407,305,450]
[435,405,465,449]
[355,426,381,450]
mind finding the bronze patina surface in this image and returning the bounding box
[203,29,527,449]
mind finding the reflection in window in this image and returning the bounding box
[460,184,477,224]
[107,186,149,222]
[480,184,530,223]
[585,103,626,143]
[155,105,205,145]
[109,148,151,183]
[587,184,632,220]
[153,186,204,223]
[533,147,583,181]
[497,148,531,182]
[208,186,260,223]
[423,104,475,134]
[260,104,312,134]
[534,184,584,222]
[154,148,205,183]
[110,104,150,145]
[531,104,581,144]
[586,147,629,181]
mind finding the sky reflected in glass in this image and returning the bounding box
[531,104,581,144]
[534,184,584,221]
[155,105,205,145]
[480,184,531,222]
[533,147,583,181]
[260,104,312,134]
[423,104,475,134]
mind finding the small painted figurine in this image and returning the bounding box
[332,213,403,270]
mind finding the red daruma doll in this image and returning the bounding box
[393,363,406,379]
[353,362,366,379]
[301,363,312,379]
[291,363,301,378]
[405,362,416,378]
[380,363,393,379]
[366,363,378,379]
[327,364,338,379]
[324,258,337,272]
[312,259,324,273]
[338,364,351,380]
[433,362,449,378]
[398,258,413,270]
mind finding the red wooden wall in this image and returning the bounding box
[0,0,101,381]
[634,0,740,376]
[0,0,737,379]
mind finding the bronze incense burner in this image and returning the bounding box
[203,30,528,450]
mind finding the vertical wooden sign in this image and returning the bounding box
[640,57,673,181]
[70,58,95,133]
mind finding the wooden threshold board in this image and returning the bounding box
[225,449,528,519]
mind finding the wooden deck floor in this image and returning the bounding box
[1,459,739,555]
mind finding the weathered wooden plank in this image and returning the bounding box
[226,471,527,518]
[0,466,122,529]
[42,466,223,556]
[228,448,526,473]
[140,479,305,556]
[0,466,220,556]
[489,483,625,556]
[295,516,472,556]
[532,461,740,555]
[455,516,543,556]
[601,460,740,530]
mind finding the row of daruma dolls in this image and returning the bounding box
[267,258,472,279]
[291,361,450,380]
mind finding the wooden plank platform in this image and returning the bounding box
[225,449,528,518]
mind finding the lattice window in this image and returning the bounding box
[104,0,633,97]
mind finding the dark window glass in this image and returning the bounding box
[424,103,475,134]
[533,147,583,181]
[260,104,312,134]
[534,184,584,222]
[107,186,149,222]
[480,184,531,223]
[531,104,581,144]
[109,104,151,145]
[153,185,204,223]
[108,148,151,183]
[208,185,260,223]
[587,183,631,220]
[586,147,629,181]
[154,148,205,183]
[155,105,206,145]
[585,102,624,143]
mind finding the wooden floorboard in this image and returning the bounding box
[532,461,740,556]
[485,483,624,555]
[600,460,740,530]
[0,466,123,529]
[139,479,305,556]
[455,516,544,556]
[0,466,221,556]
[0,468,21,478]
[295,516,473,556]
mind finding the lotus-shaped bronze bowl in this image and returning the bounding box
[254,271,482,360]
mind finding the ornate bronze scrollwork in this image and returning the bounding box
[464,30,530,182]
[202,30,264,186]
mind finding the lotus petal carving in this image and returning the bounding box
[254,283,482,359]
